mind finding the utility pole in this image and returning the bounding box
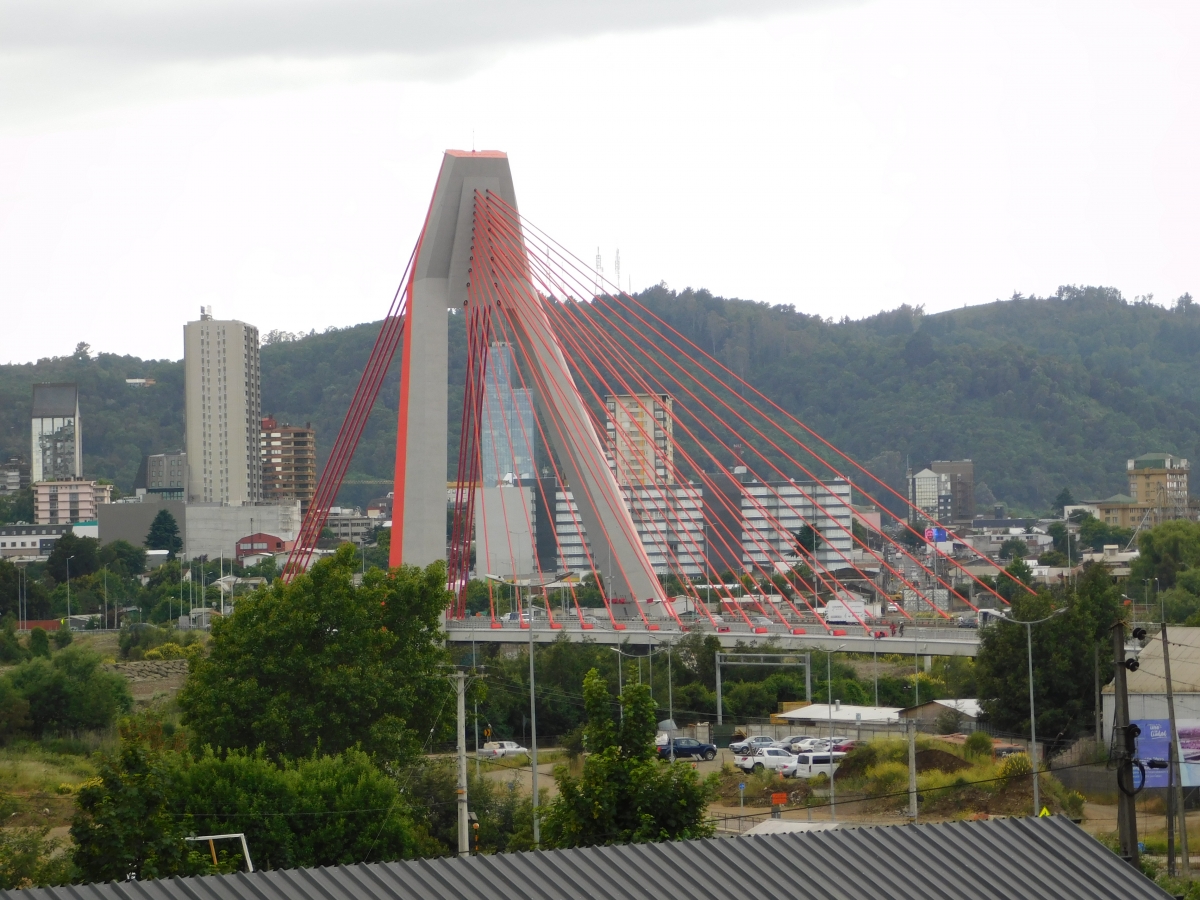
[528,593,540,849]
[907,718,918,820]
[1095,643,1102,744]
[1113,622,1140,869]
[1163,623,1191,879]
[453,671,469,857]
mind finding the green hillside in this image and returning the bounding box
[0,285,1195,513]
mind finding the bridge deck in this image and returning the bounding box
[444,621,981,656]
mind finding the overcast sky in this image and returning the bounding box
[1,0,1196,363]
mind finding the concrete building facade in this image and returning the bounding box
[741,478,853,569]
[146,451,187,498]
[908,467,952,524]
[31,383,81,483]
[1128,452,1190,519]
[260,418,316,514]
[605,393,673,486]
[33,479,112,525]
[0,457,30,496]
[184,308,262,506]
[0,523,70,558]
[930,459,975,523]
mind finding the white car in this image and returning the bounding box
[479,741,529,758]
[735,747,797,773]
[783,751,846,779]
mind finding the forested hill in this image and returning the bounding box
[0,285,1196,513]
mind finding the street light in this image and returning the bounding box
[608,645,625,723]
[65,555,75,626]
[997,607,1067,816]
[819,643,845,819]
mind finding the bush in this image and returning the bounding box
[52,627,72,650]
[27,628,49,658]
[863,760,910,799]
[964,731,994,759]
[0,827,74,889]
[3,646,133,737]
[999,752,1033,784]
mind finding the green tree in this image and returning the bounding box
[544,669,716,848]
[72,725,203,883]
[3,646,132,737]
[46,532,100,583]
[27,627,49,658]
[1052,488,1075,514]
[792,525,822,556]
[144,509,183,559]
[1078,514,1135,553]
[1131,520,1200,590]
[0,827,74,888]
[0,488,34,526]
[178,545,451,761]
[99,539,147,577]
[976,563,1119,743]
[999,537,1028,560]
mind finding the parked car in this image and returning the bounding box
[782,751,846,779]
[479,741,528,758]
[735,747,797,773]
[658,737,718,761]
[832,740,865,753]
[789,736,848,753]
[774,735,809,750]
[729,735,777,754]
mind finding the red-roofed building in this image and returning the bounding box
[234,532,289,563]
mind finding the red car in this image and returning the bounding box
[832,740,864,753]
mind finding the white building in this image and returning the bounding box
[741,478,853,570]
[553,483,706,578]
[184,307,262,506]
[474,486,538,579]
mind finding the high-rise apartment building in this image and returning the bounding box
[908,467,952,524]
[145,451,187,499]
[480,343,536,485]
[605,393,672,486]
[1128,453,1189,516]
[184,307,262,505]
[31,383,81,483]
[741,478,853,569]
[0,457,30,497]
[34,479,112,525]
[260,418,317,514]
[930,459,975,523]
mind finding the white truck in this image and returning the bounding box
[734,747,797,773]
[479,741,529,758]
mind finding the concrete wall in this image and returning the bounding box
[99,497,187,547]
[184,502,300,559]
[474,486,537,578]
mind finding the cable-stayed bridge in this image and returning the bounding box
[284,150,1034,642]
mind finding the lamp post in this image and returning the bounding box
[820,643,845,819]
[527,571,540,850]
[65,555,75,626]
[998,608,1067,816]
[608,645,624,723]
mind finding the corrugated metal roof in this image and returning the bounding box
[31,383,78,418]
[2,816,1168,900]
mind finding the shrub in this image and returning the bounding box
[27,629,49,658]
[52,628,72,650]
[964,731,994,759]
[3,646,133,737]
[999,752,1033,784]
[863,761,910,799]
[0,827,74,889]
